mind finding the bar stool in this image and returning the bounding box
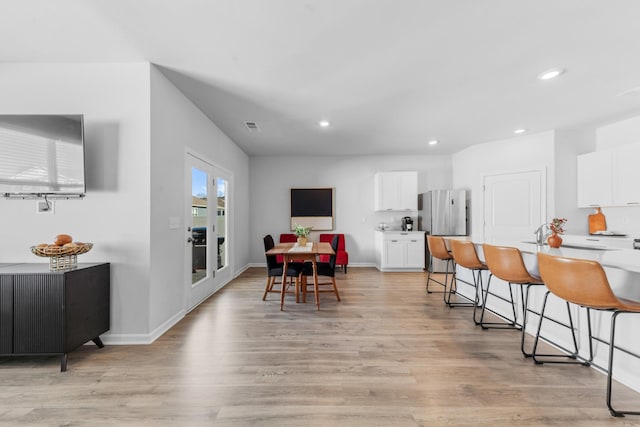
[537,253,640,417]
[449,239,489,323]
[426,235,472,307]
[481,244,551,358]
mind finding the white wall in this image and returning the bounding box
[554,128,595,234]
[249,154,451,265]
[0,63,152,338]
[149,66,250,333]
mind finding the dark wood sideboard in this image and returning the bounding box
[0,263,110,371]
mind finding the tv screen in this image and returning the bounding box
[291,188,333,217]
[0,115,85,197]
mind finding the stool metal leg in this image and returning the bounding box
[478,275,519,330]
[607,311,640,417]
[444,260,476,308]
[426,255,452,295]
[530,290,587,364]
[472,269,486,325]
[426,255,445,294]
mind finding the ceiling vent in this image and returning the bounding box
[244,121,260,132]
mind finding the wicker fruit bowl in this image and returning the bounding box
[31,242,93,257]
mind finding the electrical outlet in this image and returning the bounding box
[37,200,54,214]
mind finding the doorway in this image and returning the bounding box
[483,169,546,242]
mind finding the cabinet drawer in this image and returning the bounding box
[382,233,422,241]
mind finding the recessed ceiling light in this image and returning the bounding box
[537,68,565,81]
[514,129,527,134]
[319,120,331,127]
[428,140,439,146]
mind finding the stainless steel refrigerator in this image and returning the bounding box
[418,190,467,272]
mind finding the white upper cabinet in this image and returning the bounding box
[374,171,418,211]
[577,143,640,208]
[577,151,613,207]
[613,144,640,206]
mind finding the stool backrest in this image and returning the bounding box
[450,240,484,269]
[427,235,451,261]
[537,253,620,309]
[482,244,539,284]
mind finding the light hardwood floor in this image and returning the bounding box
[1,267,639,426]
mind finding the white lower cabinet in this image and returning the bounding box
[375,231,425,271]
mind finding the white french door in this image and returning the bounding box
[184,152,233,311]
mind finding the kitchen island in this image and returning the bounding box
[449,237,640,395]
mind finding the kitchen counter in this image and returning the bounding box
[488,239,640,272]
[448,236,640,301]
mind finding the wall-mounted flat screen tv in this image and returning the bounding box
[290,187,334,231]
[0,115,86,198]
[291,188,333,217]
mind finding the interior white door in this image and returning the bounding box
[483,170,545,242]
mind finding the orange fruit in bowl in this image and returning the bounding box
[54,234,73,246]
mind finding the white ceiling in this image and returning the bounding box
[3,0,640,156]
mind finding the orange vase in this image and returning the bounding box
[547,232,563,248]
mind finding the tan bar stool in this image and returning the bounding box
[450,239,489,323]
[538,253,640,417]
[426,235,472,307]
[482,244,551,357]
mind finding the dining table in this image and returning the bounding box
[266,241,335,310]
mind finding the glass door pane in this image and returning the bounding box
[192,167,208,284]
[216,177,227,270]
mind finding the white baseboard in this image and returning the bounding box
[100,309,185,345]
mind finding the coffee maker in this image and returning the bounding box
[401,216,414,231]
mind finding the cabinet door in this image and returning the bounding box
[375,172,398,211]
[613,144,640,206]
[397,172,418,211]
[13,275,64,353]
[577,151,613,207]
[384,239,405,268]
[375,171,417,211]
[404,239,425,268]
[0,276,12,354]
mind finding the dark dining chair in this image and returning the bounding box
[262,234,302,302]
[300,234,341,309]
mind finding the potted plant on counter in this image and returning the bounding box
[548,217,567,248]
[294,224,312,246]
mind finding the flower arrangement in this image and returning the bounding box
[549,217,567,234]
[294,224,312,238]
